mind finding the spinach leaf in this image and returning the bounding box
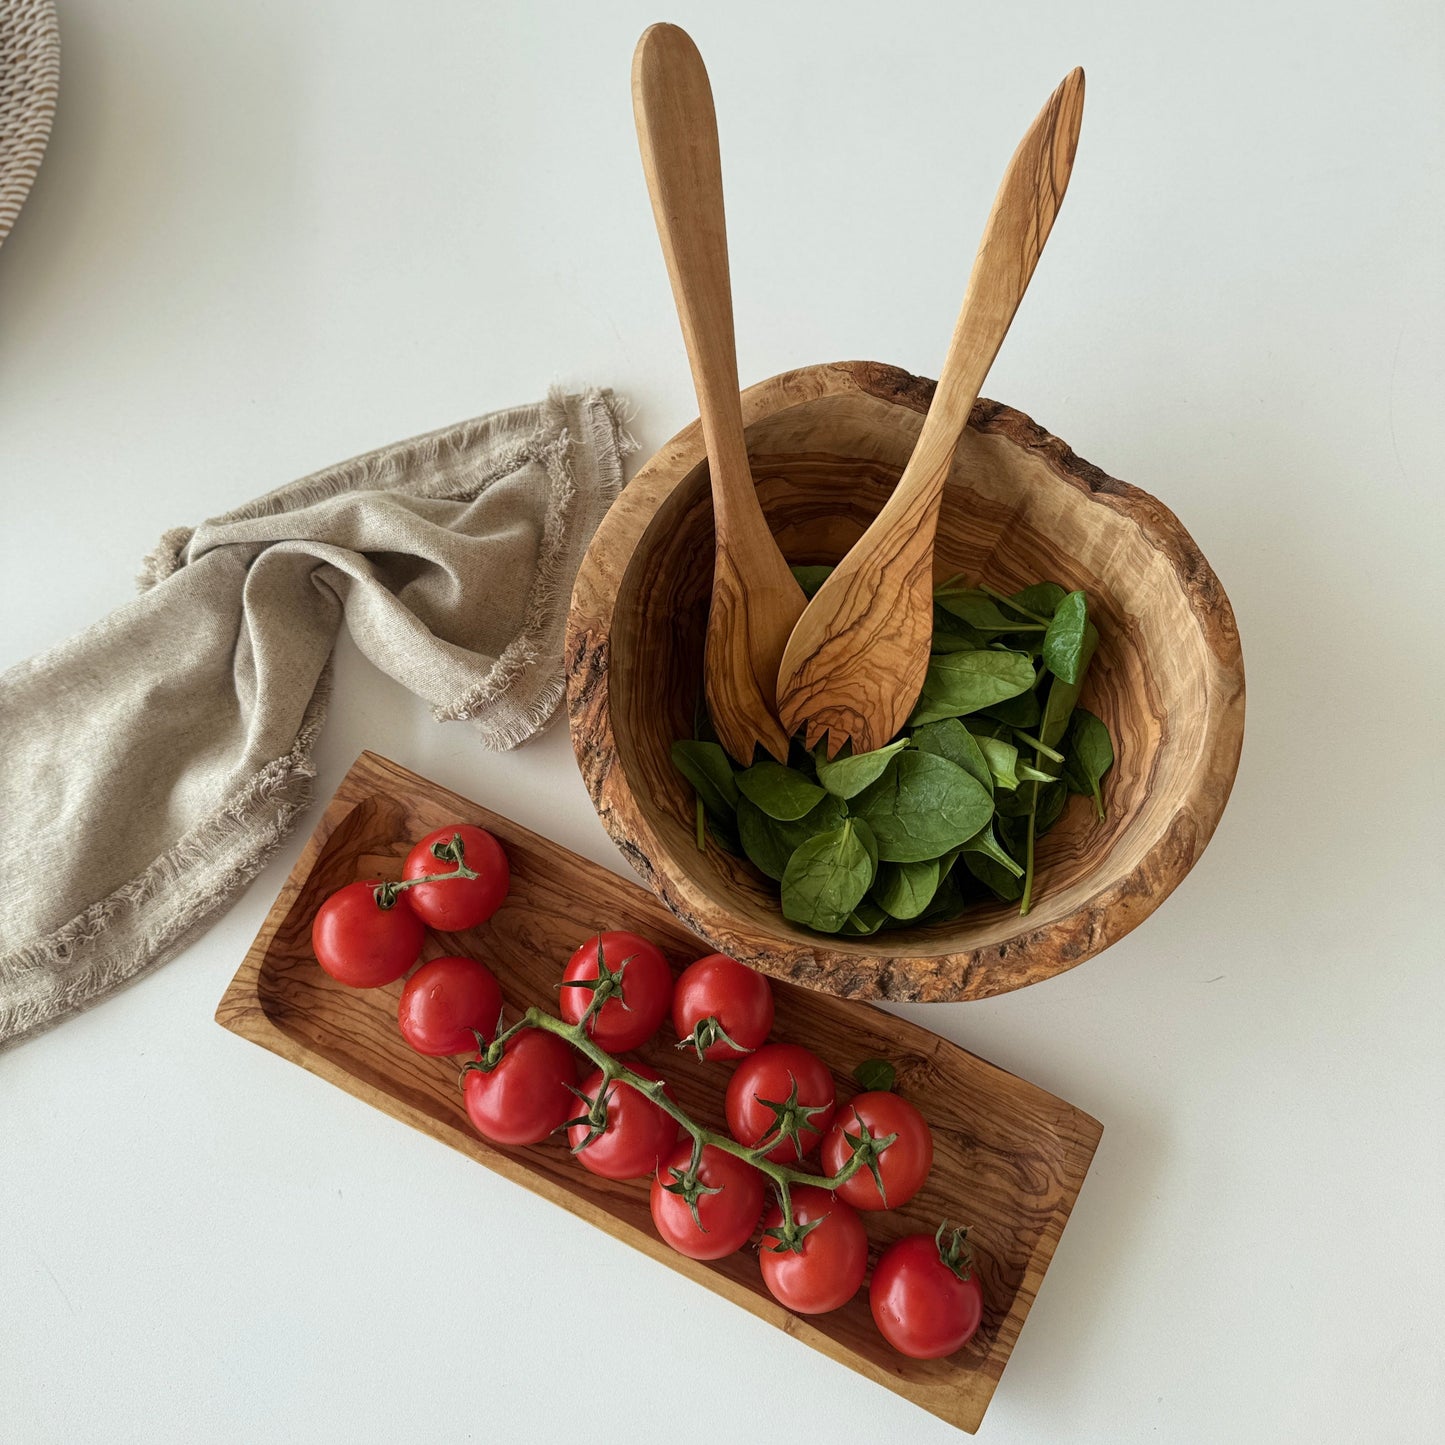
[964,850,1026,901]
[1006,582,1068,620]
[852,815,880,875]
[1042,590,1091,684]
[1036,620,1098,755]
[873,858,941,920]
[790,565,834,599]
[736,760,827,821]
[1035,779,1069,833]
[931,629,983,655]
[706,811,742,856]
[935,589,1042,633]
[959,821,1024,878]
[671,739,739,820]
[815,738,909,799]
[841,902,890,936]
[780,820,874,932]
[994,786,1034,819]
[908,695,967,728]
[981,686,1041,729]
[853,1058,897,1090]
[1016,760,1061,784]
[1061,708,1114,819]
[909,872,974,926]
[852,752,994,862]
[736,792,848,881]
[975,735,1020,791]
[915,649,1037,720]
[911,718,992,793]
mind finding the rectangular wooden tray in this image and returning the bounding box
[216,751,1101,1434]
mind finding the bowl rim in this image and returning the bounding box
[565,360,1246,1003]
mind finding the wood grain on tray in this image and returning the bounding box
[216,751,1102,1434]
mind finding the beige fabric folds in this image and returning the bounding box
[0,389,631,1048]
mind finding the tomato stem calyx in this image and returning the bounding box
[675,1013,751,1062]
[562,1078,615,1153]
[558,935,638,1026]
[373,836,480,910]
[839,1116,900,1206]
[660,1164,724,1232]
[749,1078,832,1164]
[761,1194,823,1256]
[934,1220,975,1281]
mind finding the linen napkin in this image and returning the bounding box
[0,389,632,1049]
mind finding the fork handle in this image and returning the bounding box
[632,23,758,540]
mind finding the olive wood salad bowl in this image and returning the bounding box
[566,361,1244,1002]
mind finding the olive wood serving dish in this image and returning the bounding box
[567,360,1245,1003]
[216,751,1102,1435]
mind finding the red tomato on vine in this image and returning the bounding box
[567,1065,680,1181]
[559,931,672,1053]
[757,1186,867,1315]
[402,824,510,931]
[650,1142,765,1260]
[870,1224,984,1359]
[725,1043,836,1163]
[462,1028,577,1146]
[312,880,424,988]
[820,1091,934,1211]
[672,953,773,1061]
[397,955,503,1056]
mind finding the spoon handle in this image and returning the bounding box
[632,23,755,535]
[887,67,1086,521]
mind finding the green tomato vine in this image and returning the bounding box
[464,951,895,1251]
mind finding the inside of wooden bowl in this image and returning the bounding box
[605,382,1218,973]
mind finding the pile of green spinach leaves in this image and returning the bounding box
[672,568,1115,936]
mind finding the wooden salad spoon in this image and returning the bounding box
[632,22,805,764]
[775,68,1086,758]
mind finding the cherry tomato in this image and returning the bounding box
[567,1065,680,1181]
[559,931,673,1053]
[650,1142,766,1260]
[820,1091,934,1211]
[870,1226,984,1358]
[312,880,424,988]
[672,953,774,1060]
[724,1043,836,1163]
[402,824,510,932]
[758,1186,867,1315]
[462,1028,577,1146]
[397,955,504,1056]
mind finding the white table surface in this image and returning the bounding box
[3,2,1442,1441]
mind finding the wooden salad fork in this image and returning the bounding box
[632,22,805,764]
[774,68,1086,758]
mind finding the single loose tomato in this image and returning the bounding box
[559,931,672,1053]
[820,1091,934,1211]
[402,824,510,932]
[758,1186,867,1315]
[870,1225,984,1359]
[567,1064,680,1181]
[672,953,774,1060]
[650,1142,765,1260]
[725,1043,836,1163]
[462,1028,577,1146]
[312,880,424,988]
[397,955,504,1056]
